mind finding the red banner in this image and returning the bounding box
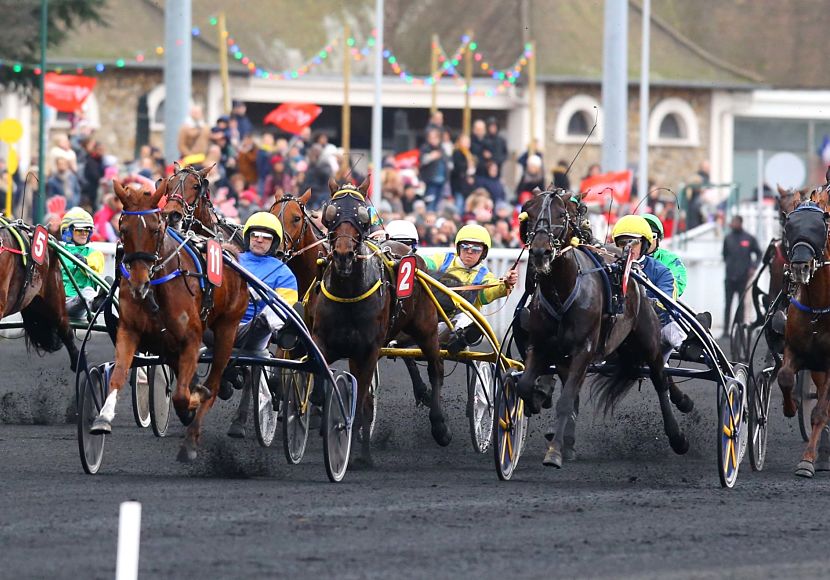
[394,149,420,169]
[263,103,322,135]
[44,73,97,113]
[580,170,633,205]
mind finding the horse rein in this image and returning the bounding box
[118,207,195,285]
[163,166,210,230]
[270,194,327,262]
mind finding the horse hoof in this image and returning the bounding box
[542,447,562,468]
[795,460,815,478]
[783,400,797,418]
[675,395,694,414]
[218,381,233,401]
[176,408,195,427]
[563,447,577,462]
[89,417,112,435]
[431,421,452,447]
[227,422,246,439]
[350,455,374,469]
[416,389,432,408]
[177,445,198,463]
[670,434,690,455]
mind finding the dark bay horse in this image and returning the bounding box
[777,189,830,477]
[516,190,690,468]
[0,219,78,369]
[90,181,248,461]
[310,178,446,464]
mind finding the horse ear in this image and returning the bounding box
[198,164,215,179]
[173,161,181,173]
[358,175,371,196]
[149,186,165,208]
[532,186,542,195]
[825,165,830,184]
[777,184,788,197]
[299,188,312,205]
[113,180,129,204]
[328,177,339,194]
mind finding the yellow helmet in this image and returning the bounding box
[60,207,94,233]
[612,215,654,251]
[243,212,283,255]
[455,224,492,249]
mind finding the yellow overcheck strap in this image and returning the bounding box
[320,278,382,303]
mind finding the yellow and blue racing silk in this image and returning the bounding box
[422,251,508,308]
[239,251,298,323]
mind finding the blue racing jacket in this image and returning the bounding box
[638,255,676,325]
[239,251,298,323]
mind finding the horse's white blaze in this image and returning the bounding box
[99,389,119,423]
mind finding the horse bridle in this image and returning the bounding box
[270,194,326,260]
[321,189,372,256]
[163,166,210,229]
[525,190,572,259]
[119,207,190,284]
[784,201,830,284]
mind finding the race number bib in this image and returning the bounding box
[206,239,223,287]
[31,225,48,265]
[396,256,416,299]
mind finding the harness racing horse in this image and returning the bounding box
[90,181,248,462]
[310,177,446,465]
[778,191,830,478]
[269,188,326,297]
[515,190,691,468]
[0,219,78,370]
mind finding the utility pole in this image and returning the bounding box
[36,0,48,223]
[528,40,536,155]
[217,12,231,116]
[430,34,439,114]
[163,0,192,162]
[601,0,628,172]
[637,0,651,206]
[371,0,384,205]
[462,31,473,138]
[343,24,351,165]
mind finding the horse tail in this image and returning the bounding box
[590,346,643,415]
[20,297,64,355]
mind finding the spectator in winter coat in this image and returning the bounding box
[419,127,450,211]
[474,161,507,204]
[483,117,508,177]
[451,134,476,212]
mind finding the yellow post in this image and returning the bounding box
[528,40,536,155]
[0,119,23,218]
[5,149,13,217]
[343,25,351,166]
[217,12,231,115]
[463,30,473,138]
[430,34,439,114]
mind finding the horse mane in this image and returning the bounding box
[221,243,239,258]
[427,269,478,315]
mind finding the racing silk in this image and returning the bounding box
[422,251,508,308]
[60,243,105,298]
[239,251,298,323]
[637,255,676,325]
[652,247,687,297]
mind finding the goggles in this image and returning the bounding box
[250,232,274,241]
[459,242,484,254]
[72,227,93,234]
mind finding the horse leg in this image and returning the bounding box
[517,344,556,415]
[811,372,830,471]
[44,265,79,371]
[91,327,139,434]
[543,352,590,468]
[648,355,689,455]
[796,372,830,478]
[349,354,380,466]
[777,345,799,418]
[171,339,202,428]
[668,376,695,413]
[403,358,431,407]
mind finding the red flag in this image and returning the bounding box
[394,149,420,169]
[263,103,322,135]
[579,170,633,205]
[44,73,97,113]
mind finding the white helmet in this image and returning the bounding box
[385,219,419,246]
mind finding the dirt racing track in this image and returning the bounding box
[2,335,830,579]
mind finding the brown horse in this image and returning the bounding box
[268,188,326,297]
[90,181,248,462]
[310,177,446,465]
[0,220,78,370]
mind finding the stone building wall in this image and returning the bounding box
[544,84,711,193]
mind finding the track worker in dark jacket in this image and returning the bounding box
[722,215,761,334]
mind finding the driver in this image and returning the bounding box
[642,213,687,296]
[384,219,419,252]
[59,207,106,318]
[421,224,518,354]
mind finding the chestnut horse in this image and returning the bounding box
[90,181,248,461]
[268,188,326,297]
[0,219,78,369]
[311,178,446,465]
[516,190,690,467]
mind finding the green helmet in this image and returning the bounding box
[642,213,664,241]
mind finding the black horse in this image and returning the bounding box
[515,190,691,468]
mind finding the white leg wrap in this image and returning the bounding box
[99,389,119,423]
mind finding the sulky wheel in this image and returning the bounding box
[148,365,174,438]
[282,368,311,463]
[323,373,355,483]
[748,368,773,471]
[717,367,748,488]
[252,366,279,448]
[493,370,527,481]
[130,366,151,428]
[797,371,817,442]
[77,364,108,475]
[467,361,495,453]
[729,319,749,363]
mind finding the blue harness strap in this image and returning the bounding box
[167,229,205,291]
[789,296,830,316]
[118,229,205,290]
[576,246,614,316]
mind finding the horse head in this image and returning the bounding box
[520,188,573,275]
[270,187,312,256]
[158,162,213,230]
[322,176,372,277]
[784,200,829,285]
[114,179,166,300]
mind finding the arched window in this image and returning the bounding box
[146,85,195,131]
[649,98,699,146]
[555,94,603,144]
